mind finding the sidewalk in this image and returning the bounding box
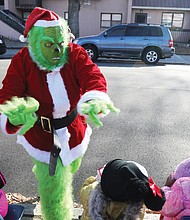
[1,38,190,65]
[16,202,161,220]
[7,193,161,219]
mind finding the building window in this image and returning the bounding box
[22,11,31,21]
[0,0,4,5]
[100,13,122,28]
[162,12,184,29]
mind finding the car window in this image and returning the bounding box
[107,27,126,37]
[149,27,163,36]
[126,26,149,36]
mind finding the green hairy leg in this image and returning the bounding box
[32,158,74,220]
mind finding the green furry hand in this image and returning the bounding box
[70,156,83,174]
[81,99,120,127]
[0,96,40,135]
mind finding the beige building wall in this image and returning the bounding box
[182,11,190,29]
[1,0,190,40]
[132,8,190,29]
[42,0,68,18]
[43,0,130,37]
[0,20,20,40]
[132,9,163,24]
[79,0,128,36]
[4,0,21,16]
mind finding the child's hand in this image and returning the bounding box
[164,173,176,187]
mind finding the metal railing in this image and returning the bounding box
[0,10,25,34]
[171,29,190,44]
[3,10,25,25]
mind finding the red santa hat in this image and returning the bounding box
[19,7,61,42]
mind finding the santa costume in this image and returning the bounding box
[0,7,117,220]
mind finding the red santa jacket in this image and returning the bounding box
[0,43,110,165]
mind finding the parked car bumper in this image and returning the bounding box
[162,47,175,58]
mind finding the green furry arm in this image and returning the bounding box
[81,99,120,127]
[0,96,39,135]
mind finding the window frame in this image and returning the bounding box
[106,26,127,37]
[161,12,184,29]
[100,13,122,28]
[0,0,4,6]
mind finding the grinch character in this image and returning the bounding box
[0,7,119,220]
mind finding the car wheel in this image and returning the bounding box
[83,45,98,62]
[142,48,160,64]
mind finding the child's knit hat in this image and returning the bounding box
[0,172,6,188]
[173,158,190,179]
[100,159,166,211]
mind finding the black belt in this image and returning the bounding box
[37,107,78,133]
[37,107,78,176]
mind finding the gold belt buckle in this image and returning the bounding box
[41,116,52,133]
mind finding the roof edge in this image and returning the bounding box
[132,6,190,11]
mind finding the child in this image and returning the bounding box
[0,172,8,219]
[161,158,190,219]
[80,159,166,220]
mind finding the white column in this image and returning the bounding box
[4,0,9,10]
[127,0,133,23]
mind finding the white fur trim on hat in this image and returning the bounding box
[129,161,148,177]
[34,19,61,27]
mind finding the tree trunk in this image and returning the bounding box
[68,0,80,38]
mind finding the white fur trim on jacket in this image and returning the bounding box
[77,90,110,115]
[0,114,21,136]
[17,125,92,166]
[46,70,70,118]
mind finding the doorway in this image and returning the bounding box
[135,13,147,23]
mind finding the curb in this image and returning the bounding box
[17,203,161,220]
[15,203,83,220]
[1,48,190,66]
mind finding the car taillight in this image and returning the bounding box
[169,39,173,47]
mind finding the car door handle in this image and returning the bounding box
[120,37,125,40]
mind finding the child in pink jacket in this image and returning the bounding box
[0,172,8,219]
[161,158,190,220]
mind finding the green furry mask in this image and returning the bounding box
[28,19,69,71]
